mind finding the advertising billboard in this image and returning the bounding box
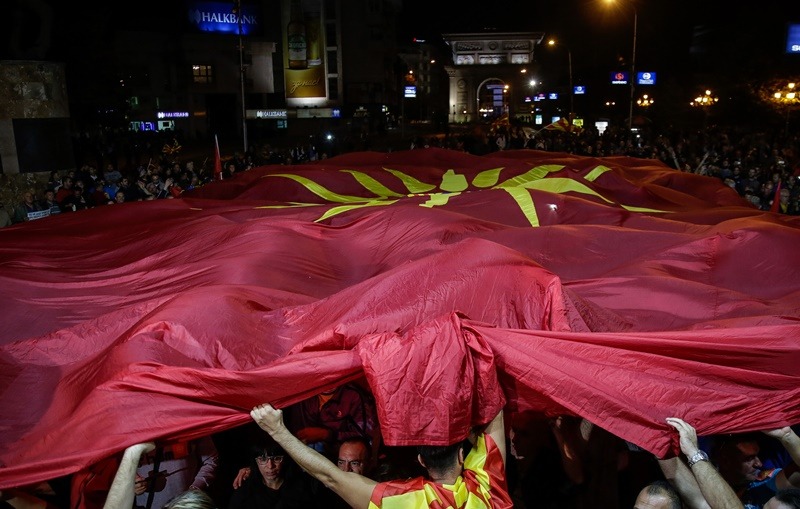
[283,0,327,102]
[610,72,629,85]
[787,24,800,53]
[188,2,260,35]
[636,72,656,85]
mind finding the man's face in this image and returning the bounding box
[337,441,369,475]
[735,442,763,482]
[633,489,671,509]
[721,441,763,485]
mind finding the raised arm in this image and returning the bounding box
[666,418,743,509]
[484,408,506,466]
[103,442,155,509]
[658,456,712,509]
[549,415,586,485]
[762,427,800,489]
[250,403,377,509]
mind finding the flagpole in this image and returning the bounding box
[530,120,558,139]
[214,135,223,181]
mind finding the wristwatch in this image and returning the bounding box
[687,449,709,467]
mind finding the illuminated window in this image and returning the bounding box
[192,64,213,84]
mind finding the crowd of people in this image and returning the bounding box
[2,123,800,506]
[2,375,798,509]
[2,122,800,228]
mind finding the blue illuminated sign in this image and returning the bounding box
[548,92,558,100]
[787,24,800,53]
[189,2,260,35]
[157,111,190,119]
[637,72,656,85]
[404,86,417,98]
[574,85,586,95]
[611,71,629,85]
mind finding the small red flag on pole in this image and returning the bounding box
[214,135,223,181]
[770,181,782,213]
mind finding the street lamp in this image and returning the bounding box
[636,94,653,107]
[690,89,719,107]
[547,38,573,119]
[690,89,719,129]
[234,0,248,153]
[773,82,798,135]
[604,0,637,136]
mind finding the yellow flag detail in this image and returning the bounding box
[440,169,468,192]
[316,200,398,222]
[382,168,437,193]
[341,170,405,198]
[585,165,612,182]
[471,167,503,188]
[421,192,459,208]
[266,174,365,203]
[262,163,668,224]
[502,187,540,227]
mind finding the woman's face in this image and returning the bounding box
[255,453,284,482]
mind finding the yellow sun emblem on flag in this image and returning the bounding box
[258,164,667,227]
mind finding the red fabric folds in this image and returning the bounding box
[356,312,505,446]
[1,148,799,489]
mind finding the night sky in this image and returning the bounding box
[3,0,800,117]
[6,0,800,72]
[398,0,800,78]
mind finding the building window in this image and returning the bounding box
[192,64,213,84]
[328,77,339,100]
[327,50,337,74]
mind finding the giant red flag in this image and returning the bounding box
[1,148,799,489]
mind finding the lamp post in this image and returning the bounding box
[636,94,653,108]
[235,0,248,153]
[773,82,797,136]
[629,9,637,135]
[547,39,574,120]
[604,0,637,136]
[690,89,718,129]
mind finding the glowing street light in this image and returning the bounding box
[691,89,719,107]
[547,38,574,119]
[636,94,653,107]
[691,89,718,129]
[773,82,798,135]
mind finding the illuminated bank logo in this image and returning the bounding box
[787,24,800,53]
[189,1,260,35]
[637,72,656,85]
[611,72,629,85]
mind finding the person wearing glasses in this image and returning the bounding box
[319,437,377,509]
[249,402,512,509]
[227,439,321,509]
